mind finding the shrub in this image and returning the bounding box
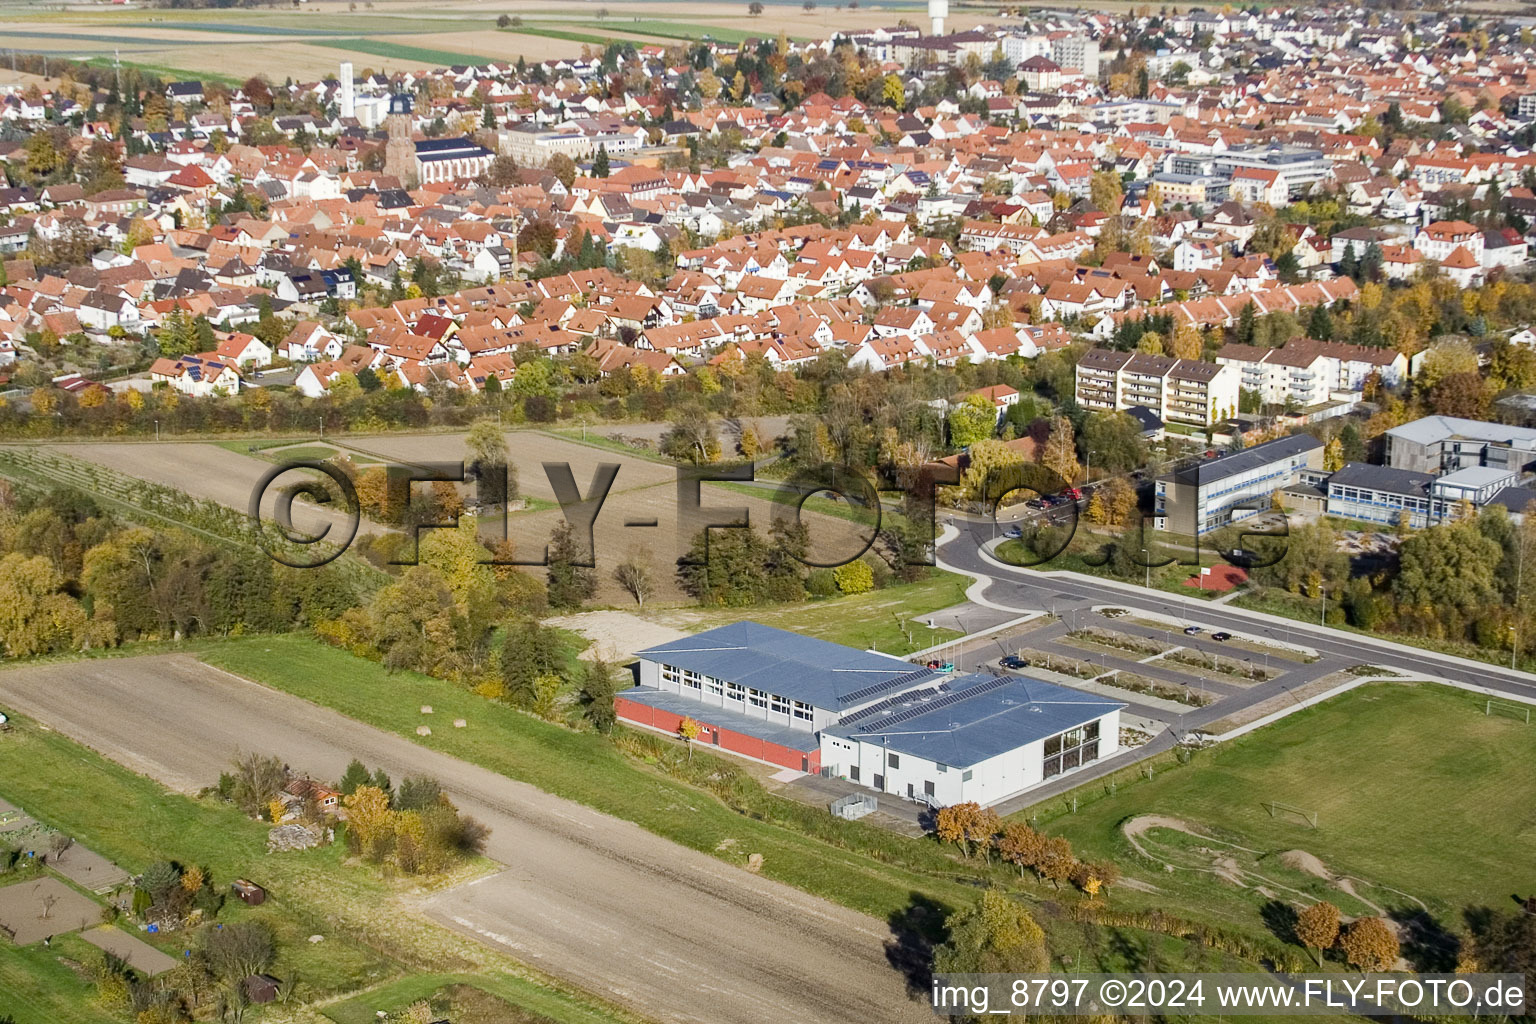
[833,559,874,595]
[806,568,837,597]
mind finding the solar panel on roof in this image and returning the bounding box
[857,675,1014,732]
[838,686,942,726]
[838,667,941,706]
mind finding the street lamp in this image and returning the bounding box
[1142,547,1150,589]
[1319,585,1327,626]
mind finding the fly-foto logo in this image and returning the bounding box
[247,457,1291,572]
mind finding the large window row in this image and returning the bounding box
[661,664,814,722]
[1042,721,1102,780]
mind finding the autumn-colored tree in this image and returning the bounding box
[1098,476,1138,527]
[1295,900,1341,964]
[1322,436,1345,472]
[833,559,875,595]
[180,865,205,894]
[1089,170,1124,216]
[933,802,1000,859]
[1040,416,1080,484]
[1084,490,1110,525]
[1340,916,1399,971]
[266,798,287,825]
[995,821,1045,875]
[1169,319,1203,359]
[344,784,396,860]
[1035,835,1076,889]
[932,889,1049,975]
[677,716,701,760]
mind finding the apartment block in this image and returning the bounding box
[1215,339,1408,407]
[1075,348,1240,428]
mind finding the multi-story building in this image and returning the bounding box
[619,622,1123,807]
[1413,220,1484,265]
[1215,339,1408,408]
[1075,348,1240,428]
[1156,433,1324,535]
[1050,35,1100,78]
[1385,416,1536,476]
[1326,461,1536,528]
[1168,145,1329,201]
[1211,146,1330,198]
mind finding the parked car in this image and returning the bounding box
[1211,631,1232,642]
[1183,625,1202,635]
[1000,654,1030,670]
[1025,499,1046,510]
[1061,487,1083,501]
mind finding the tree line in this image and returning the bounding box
[0,483,355,657]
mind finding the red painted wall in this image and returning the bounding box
[616,697,821,773]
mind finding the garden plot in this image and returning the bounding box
[79,926,178,976]
[0,877,101,945]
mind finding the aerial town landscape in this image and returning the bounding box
[0,0,1533,1021]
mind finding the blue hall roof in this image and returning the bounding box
[823,673,1123,769]
[635,621,917,711]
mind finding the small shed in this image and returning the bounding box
[243,974,281,1004]
[231,879,266,906]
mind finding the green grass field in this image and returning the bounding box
[327,38,490,67]
[555,19,780,43]
[661,568,969,653]
[0,932,121,1024]
[1028,682,1536,936]
[81,55,243,87]
[498,25,630,47]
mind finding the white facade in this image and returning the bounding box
[821,711,1120,808]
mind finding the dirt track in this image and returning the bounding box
[0,654,928,1024]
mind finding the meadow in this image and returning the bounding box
[1025,681,1536,945]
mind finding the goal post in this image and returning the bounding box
[1485,700,1532,724]
[1264,801,1318,828]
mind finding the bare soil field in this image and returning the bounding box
[50,440,369,541]
[0,876,100,945]
[42,843,131,895]
[543,609,689,662]
[0,654,928,1024]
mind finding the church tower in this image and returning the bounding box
[383,92,416,188]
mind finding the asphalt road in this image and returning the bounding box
[0,655,929,1024]
[938,523,1536,706]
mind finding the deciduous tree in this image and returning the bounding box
[343,785,396,861]
[1340,917,1399,971]
[932,889,1049,975]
